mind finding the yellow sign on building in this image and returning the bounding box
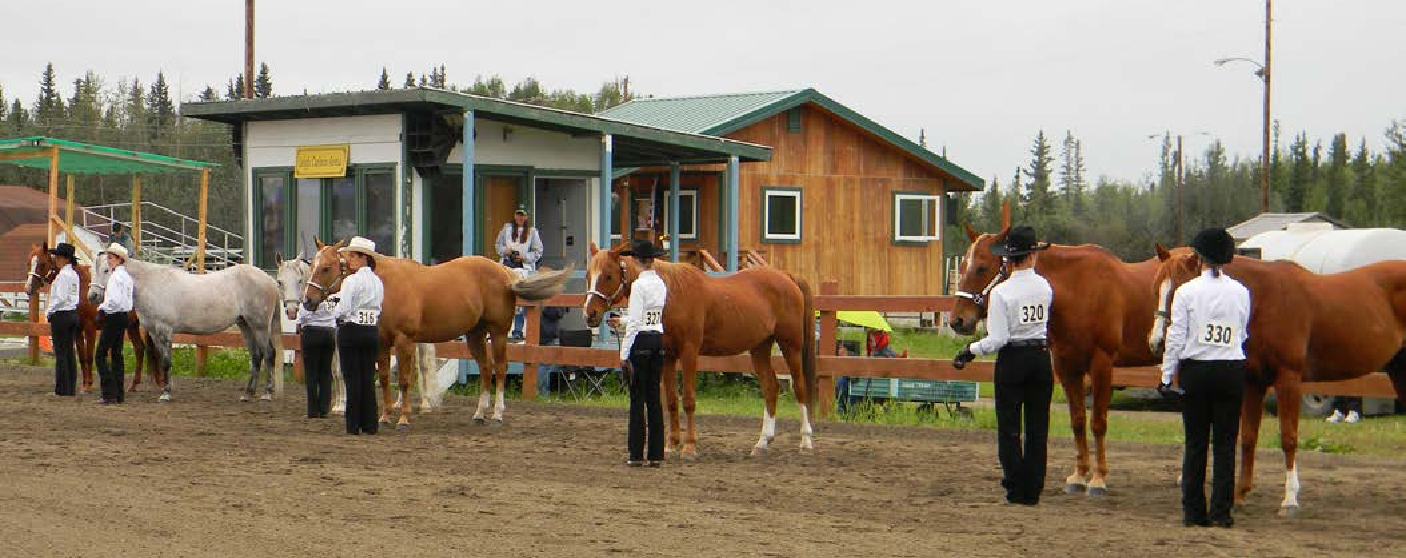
[294,145,350,178]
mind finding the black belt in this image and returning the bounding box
[1006,339,1048,349]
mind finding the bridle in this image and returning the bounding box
[305,256,344,301]
[954,259,1009,312]
[586,260,629,307]
[283,259,312,309]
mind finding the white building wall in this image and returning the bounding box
[447,120,600,171]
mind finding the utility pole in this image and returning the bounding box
[244,0,255,99]
[1176,135,1185,245]
[1260,0,1272,212]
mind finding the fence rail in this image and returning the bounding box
[1,283,1396,416]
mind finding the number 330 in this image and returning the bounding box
[1202,324,1233,344]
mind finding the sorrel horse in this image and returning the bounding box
[950,225,1162,497]
[89,254,283,402]
[1148,246,1406,515]
[25,243,145,392]
[583,242,817,457]
[303,237,573,427]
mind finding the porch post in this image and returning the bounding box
[131,175,142,255]
[462,110,476,256]
[599,134,613,249]
[726,155,739,272]
[669,162,681,262]
[196,168,209,273]
[47,147,59,245]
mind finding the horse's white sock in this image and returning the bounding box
[1282,465,1301,509]
[755,409,776,449]
[473,391,490,420]
[492,386,506,421]
[799,404,814,450]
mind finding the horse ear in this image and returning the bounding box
[314,235,325,250]
[994,225,1011,240]
[963,222,980,242]
[589,241,599,256]
[275,252,284,266]
[1155,243,1172,262]
[295,248,305,261]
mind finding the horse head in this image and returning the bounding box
[275,250,311,321]
[303,236,347,311]
[25,243,57,296]
[949,224,1011,335]
[1148,243,1201,354]
[87,249,114,304]
[583,241,639,328]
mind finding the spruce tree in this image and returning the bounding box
[0,84,7,124]
[1285,133,1311,212]
[35,62,65,127]
[377,68,392,90]
[147,72,175,140]
[198,85,219,102]
[1325,133,1349,219]
[1024,131,1054,218]
[1059,131,1086,215]
[1351,139,1377,225]
[404,72,415,88]
[255,63,273,98]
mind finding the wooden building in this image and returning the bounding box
[600,89,982,295]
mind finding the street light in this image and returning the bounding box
[1148,131,1212,245]
[1214,0,1272,213]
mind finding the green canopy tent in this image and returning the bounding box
[0,137,219,269]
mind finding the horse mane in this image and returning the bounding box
[651,260,710,291]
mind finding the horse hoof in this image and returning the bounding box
[239,395,251,402]
[749,446,768,458]
[798,446,815,456]
[259,394,273,402]
[1064,483,1087,495]
[396,423,409,431]
[1088,487,1109,499]
[490,419,504,429]
[378,418,391,426]
[158,393,172,402]
[474,417,487,426]
[1279,505,1300,518]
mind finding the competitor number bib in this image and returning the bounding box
[1017,302,1048,325]
[352,309,380,326]
[1196,319,1236,348]
[644,309,663,327]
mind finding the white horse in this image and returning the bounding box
[274,253,450,414]
[89,254,283,402]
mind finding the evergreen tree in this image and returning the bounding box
[404,72,415,88]
[35,62,65,127]
[1023,131,1054,218]
[255,63,273,98]
[509,77,544,103]
[919,129,928,148]
[980,176,1004,232]
[1351,139,1377,225]
[377,68,391,90]
[0,83,7,124]
[8,98,28,129]
[1058,131,1086,215]
[1285,133,1311,212]
[198,85,219,102]
[226,74,247,100]
[147,72,175,139]
[1384,120,1406,224]
[1325,133,1349,219]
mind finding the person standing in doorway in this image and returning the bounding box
[953,226,1054,505]
[333,236,384,435]
[95,244,134,405]
[46,243,82,397]
[609,239,668,467]
[496,206,543,339]
[1158,227,1251,528]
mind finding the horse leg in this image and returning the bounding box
[127,322,145,392]
[376,346,393,426]
[749,347,780,457]
[661,354,681,456]
[79,325,96,393]
[680,351,700,459]
[417,343,437,412]
[1274,372,1303,517]
[1236,376,1269,506]
[1086,350,1114,498]
[150,331,174,402]
[780,344,814,453]
[489,329,510,425]
[1056,368,1091,494]
[394,338,416,428]
[237,321,261,402]
[330,343,346,415]
[465,331,493,425]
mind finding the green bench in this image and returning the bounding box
[844,377,979,418]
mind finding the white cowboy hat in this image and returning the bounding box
[105,243,129,261]
[338,236,378,256]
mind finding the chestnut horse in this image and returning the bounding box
[583,242,817,458]
[25,243,146,392]
[1148,247,1406,515]
[303,237,573,427]
[951,225,1161,497]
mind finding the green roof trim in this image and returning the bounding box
[180,88,771,166]
[0,136,218,175]
[601,89,984,191]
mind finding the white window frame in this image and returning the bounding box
[893,193,942,243]
[661,189,698,241]
[763,188,803,242]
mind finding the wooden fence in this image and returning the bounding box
[1,280,1397,418]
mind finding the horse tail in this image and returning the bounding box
[267,288,285,387]
[785,272,818,411]
[511,263,576,301]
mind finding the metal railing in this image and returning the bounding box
[80,202,243,270]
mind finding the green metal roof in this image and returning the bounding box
[0,136,218,174]
[600,89,984,191]
[180,88,771,167]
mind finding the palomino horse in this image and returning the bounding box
[583,242,817,457]
[1148,247,1406,515]
[950,225,1162,497]
[302,237,573,428]
[89,254,283,402]
[26,243,146,392]
[275,253,447,415]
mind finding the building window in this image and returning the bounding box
[893,192,942,243]
[661,189,698,241]
[610,191,623,241]
[762,187,802,243]
[252,164,397,268]
[254,172,289,269]
[786,107,803,134]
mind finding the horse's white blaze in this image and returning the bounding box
[1282,465,1301,508]
[1149,279,1173,349]
[799,404,814,450]
[583,272,599,315]
[473,391,490,420]
[755,409,776,449]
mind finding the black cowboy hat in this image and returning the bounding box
[620,238,667,259]
[990,226,1051,257]
[49,242,76,260]
[1191,227,1235,265]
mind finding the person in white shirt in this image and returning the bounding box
[953,226,1054,505]
[333,236,385,435]
[46,243,82,397]
[298,289,338,419]
[608,239,668,467]
[495,206,544,339]
[1158,227,1251,528]
[95,244,135,404]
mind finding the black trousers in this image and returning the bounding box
[1179,359,1244,524]
[993,345,1054,504]
[50,310,79,396]
[301,326,336,418]
[96,311,129,403]
[627,332,665,462]
[336,324,379,435]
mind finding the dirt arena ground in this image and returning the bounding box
[2,364,1403,557]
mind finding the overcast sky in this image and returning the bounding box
[6,0,1404,187]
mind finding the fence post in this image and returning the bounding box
[28,290,41,365]
[817,280,839,419]
[521,304,542,401]
[195,345,209,377]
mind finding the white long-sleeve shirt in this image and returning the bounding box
[495,224,544,272]
[96,265,134,314]
[968,268,1053,356]
[620,270,667,360]
[333,267,384,326]
[297,295,338,329]
[46,264,80,316]
[1160,269,1252,384]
